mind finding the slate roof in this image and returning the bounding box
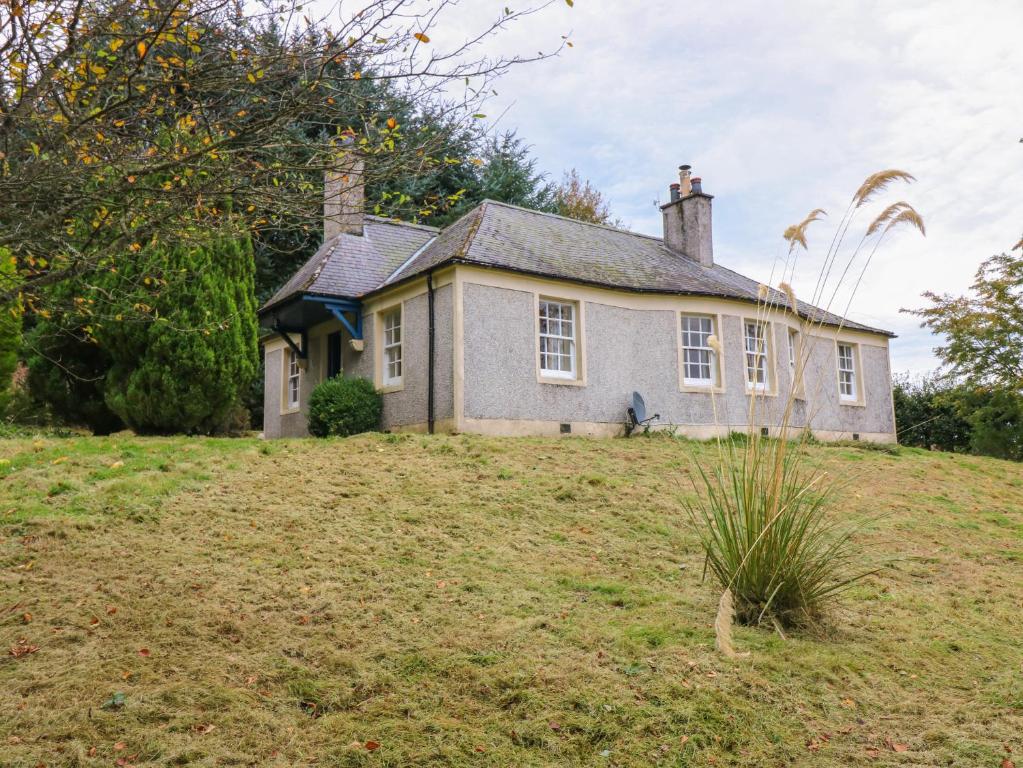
[260,200,892,336]
[260,216,437,313]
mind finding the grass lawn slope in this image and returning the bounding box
[1,434,1021,766]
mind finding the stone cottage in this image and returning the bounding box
[258,163,896,441]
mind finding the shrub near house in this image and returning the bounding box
[308,377,382,437]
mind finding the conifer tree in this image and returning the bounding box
[101,235,258,434]
[0,250,21,414]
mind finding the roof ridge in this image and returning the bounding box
[477,198,665,243]
[364,214,440,233]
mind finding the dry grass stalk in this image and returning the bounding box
[714,588,752,659]
[852,169,916,209]
[866,201,926,237]
[782,208,827,253]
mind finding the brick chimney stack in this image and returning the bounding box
[660,164,713,267]
[324,140,364,240]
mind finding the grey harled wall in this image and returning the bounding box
[347,284,454,431]
[263,345,311,438]
[462,282,892,437]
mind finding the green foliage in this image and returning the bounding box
[25,326,123,435]
[101,234,258,435]
[909,251,1023,389]
[307,377,382,437]
[893,374,972,452]
[956,387,1023,461]
[0,250,21,414]
[684,438,875,627]
[894,375,1023,460]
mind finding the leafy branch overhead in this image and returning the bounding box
[0,0,571,318]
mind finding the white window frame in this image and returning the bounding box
[787,327,803,396]
[285,348,301,411]
[381,306,403,388]
[744,319,771,392]
[680,314,718,388]
[837,342,859,403]
[538,298,579,381]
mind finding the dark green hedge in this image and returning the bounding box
[307,377,382,437]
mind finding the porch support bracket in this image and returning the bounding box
[303,296,363,340]
[273,322,308,360]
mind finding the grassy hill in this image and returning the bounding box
[1,434,1021,767]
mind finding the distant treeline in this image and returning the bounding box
[893,375,1023,461]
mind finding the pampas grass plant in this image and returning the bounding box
[689,170,925,642]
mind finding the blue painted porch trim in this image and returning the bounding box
[303,295,363,340]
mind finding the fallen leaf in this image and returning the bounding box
[413,32,430,43]
[893,743,908,753]
[138,648,150,657]
[22,612,32,624]
[865,748,880,758]
[365,741,380,751]
[109,461,124,469]
[107,606,117,615]
[9,639,39,658]
[114,742,126,751]
[549,721,561,731]
[1002,760,1015,768]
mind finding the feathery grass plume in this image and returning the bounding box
[706,334,722,356]
[714,588,738,658]
[852,170,915,209]
[1013,236,1022,252]
[757,283,769,301]
[779,281,798,312]
[882,205,926,238]
[866,201,926,237]
[783,208,827,252]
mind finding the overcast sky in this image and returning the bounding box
[330,0,1023,376]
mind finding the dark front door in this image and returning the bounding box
[327,331,342,378]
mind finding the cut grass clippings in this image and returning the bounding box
[1,434,1021,766]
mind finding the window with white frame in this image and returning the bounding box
[382,307,402,386]
[681,315,717,387]
[538,298,577,379]
[744,320,770,390]
[837,343,858,402]
[285,348,300,409]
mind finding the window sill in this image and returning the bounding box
[379,382,404,394]
[679,385,726,395]
[539,375,586,387]
[745,387,778,397]
[281,406,301,416]
[839,399,866,408]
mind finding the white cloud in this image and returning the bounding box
[317,0,1023,374]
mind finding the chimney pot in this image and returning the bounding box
[669,182,680,203]
[690,177,703,195]
[678,165,693,196]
